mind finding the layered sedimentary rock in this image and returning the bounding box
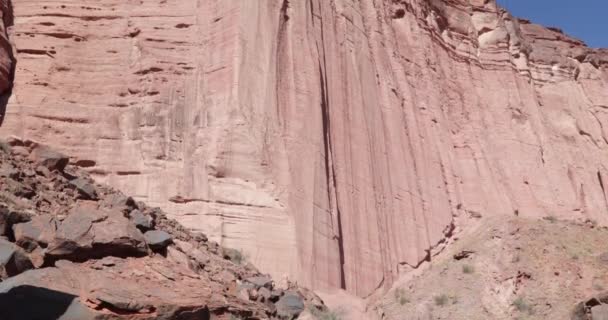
[0,0,606,297]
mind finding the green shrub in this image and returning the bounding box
[593,281,605,291]
[434,294,449,306]
[394,288,410,305]
[513,297,533,314]
[543,215,557,223]
[462,264,474,274]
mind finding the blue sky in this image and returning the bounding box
[497,0,607,48]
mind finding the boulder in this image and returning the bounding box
[29,146,69,172]
[0,140,10,154]
[13,215,57,252]
[275,292,305,319]
[68,178,98,200]
[102,193,137,214]
[0,163,18,179]
[0,257,241,319]
[34,165,51,177]
[46,206,147,262]
[592,304,608,320]
[4,179,36,199]
[246,275,273,289]
[0,239,33,279]
[258,287,272,302]
[144,230,172,251]
[129,210,153,231]
[0,205,31,238]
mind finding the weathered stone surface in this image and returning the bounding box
[0,0,606,298]
[28,146,69,173]
[46,205,147,262]
[0,238,33,279]
[12,215,57,251]
[592,305,608,320]
[129,209,153,231]
[276,292,305,319]
[0,258,244,319]
[68,178,98,200]
[0,205,30,238]
[143,230,172,251]
[246,275,274,289]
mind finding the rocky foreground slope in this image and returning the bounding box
[0,137,326,320]
[0,0,607,298]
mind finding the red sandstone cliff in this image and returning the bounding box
[0,0,606,298]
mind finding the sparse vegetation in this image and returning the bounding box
[309,306,343,320]
[513,297,533,314]
[468,210,483,219]
[462,264,474,274]
[223,247,246,265]
[394,288,410,305]
[543,215,557,223]
[566,244,591,261]
[434,294,449,306]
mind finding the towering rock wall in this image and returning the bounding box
[0,0,606,297]
[0,0,13,96]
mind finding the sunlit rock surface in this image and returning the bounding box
[0,0,606,297]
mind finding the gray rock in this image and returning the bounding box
[0,205,31,238]
[275,292,305,319]
[246,275,273,289]
[0,140,11,154]
[592,304,608,320]
[69,178,98,200]
[13,215,57,252]
[130,210,153,231]
[0,271,97,320]
[102,193,137,214]
[144,230,173,251]
[237,282,256,292]
[46,206,147,262]
[258,287,272,302]
[0,239,33,279]
[4,179,35,199]
[29,146,69,172]
[0,163,18,179]
[35,165,51,177]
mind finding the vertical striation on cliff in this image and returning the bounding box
[0,0,606,297]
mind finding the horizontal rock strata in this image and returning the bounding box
[0,0,606,297]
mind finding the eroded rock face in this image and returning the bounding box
[0,0,606,297]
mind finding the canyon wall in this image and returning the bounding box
[0,0,607,297]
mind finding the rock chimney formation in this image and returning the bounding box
[0,0,606,297]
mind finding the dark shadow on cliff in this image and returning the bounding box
[0,285,81,320]
[0,0,16,127]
